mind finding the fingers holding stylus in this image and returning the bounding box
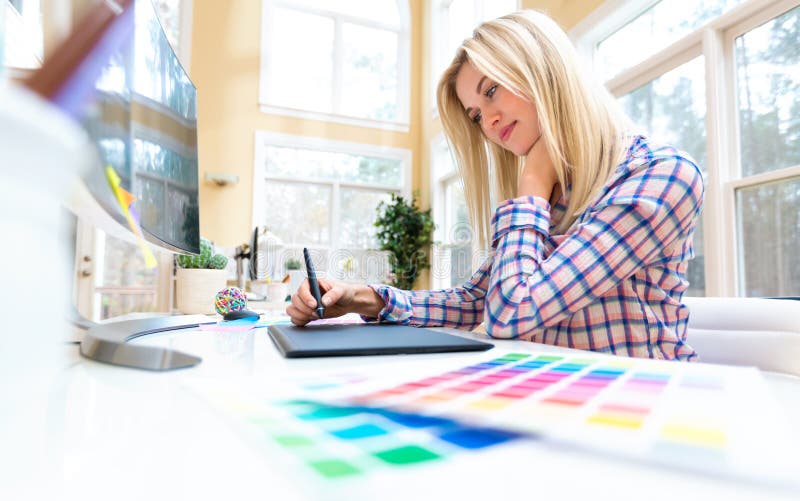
[286,279,328,325]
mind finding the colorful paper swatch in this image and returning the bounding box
[317,351,796,486]
[190,350,797,490]
[191,387,523,483]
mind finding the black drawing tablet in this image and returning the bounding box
[267,323,494,358]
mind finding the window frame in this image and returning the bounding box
[429,132,487,290]
[429,0,520,118]
[572,0,800,296]
[253,130,412,255]
[259,0,411,132]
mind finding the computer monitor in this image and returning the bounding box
[78,0,200,255]
[25,0,208,370]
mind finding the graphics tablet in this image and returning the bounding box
[267,323,493,358]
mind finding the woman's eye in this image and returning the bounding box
[486,85,497,98]
[472,112,482,123]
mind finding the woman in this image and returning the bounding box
[286,10,703,361]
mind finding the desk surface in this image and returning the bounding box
[3,318,800,501]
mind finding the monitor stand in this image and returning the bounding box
[78,312,214,370]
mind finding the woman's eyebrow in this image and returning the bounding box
[465,76,489,116]
[475,76,487,94]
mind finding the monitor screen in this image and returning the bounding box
[80,0,200,255]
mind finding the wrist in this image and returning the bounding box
[352,285,385,318]
[516,176,554,200]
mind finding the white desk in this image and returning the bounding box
[3,320,800,501]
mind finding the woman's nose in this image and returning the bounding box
[482,108,500,133]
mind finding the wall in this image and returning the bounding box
[523,0,606,30]
[190,0,604,249]
[190,0,423,247]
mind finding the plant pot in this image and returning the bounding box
[175,268,228,314]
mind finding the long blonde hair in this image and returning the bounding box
[437,10,630,247]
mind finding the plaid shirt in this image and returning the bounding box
[369,136,703,361]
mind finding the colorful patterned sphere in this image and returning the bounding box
[214,286,248,315]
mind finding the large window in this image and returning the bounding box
[254,132,411,284]
[575,0,800,297]
[260,0,410,130]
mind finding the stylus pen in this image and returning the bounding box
[303,247,325,319]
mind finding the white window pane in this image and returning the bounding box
[449,244,473,287]
[286,0,399,25]
[618,57,706,296]
[444,179,470,244]
[686,220,706,297]
[96,292,158,320]
[619,57,707,168]
[432,137,455,178]
[100,235,160,288]
[328,249,390,284]
[264,182,331,245]
[736,179,800,297]
[341,22,398,121]
[264,145,402,187]
[736,5,800,177]
[267,8,334,113]
[339,188,393,248]
[447,0,477,59]
[597,0,742,81]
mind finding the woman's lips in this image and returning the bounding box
[500,121,516,142]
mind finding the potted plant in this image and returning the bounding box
[175,237,229,314]
[374,192,435,290]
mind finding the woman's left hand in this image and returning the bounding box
[517,135,558,200]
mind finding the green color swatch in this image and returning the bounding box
[372,445,442,465]
[307,459,362,478]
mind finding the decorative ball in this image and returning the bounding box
[214,286,248,316]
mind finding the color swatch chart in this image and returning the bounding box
[324,351,796,485]
[190,383,526,489]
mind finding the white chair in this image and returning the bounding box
[684,296,800,376]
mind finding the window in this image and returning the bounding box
[91,231,163,321]
[595,0,743,81]
[260,0,410,130]
[575,0,800,297]
[430,0,519,114]
[618,57,707,296]
[254,132,411,283]
[430,135,474,289]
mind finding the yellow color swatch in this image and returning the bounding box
[587,412,645,429]
[465,396,514,411]
[661,423,727,448]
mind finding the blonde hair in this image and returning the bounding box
[437,10,630,247]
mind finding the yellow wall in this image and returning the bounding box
[190,0,423,246]
[191,0,602,247]
[522,1,605,30]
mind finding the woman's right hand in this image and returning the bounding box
[286,277,354,326]
[287,276,387,326]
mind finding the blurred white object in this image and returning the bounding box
[685,296,800,376]
[0,82,92,498]
[265,282,288,303]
